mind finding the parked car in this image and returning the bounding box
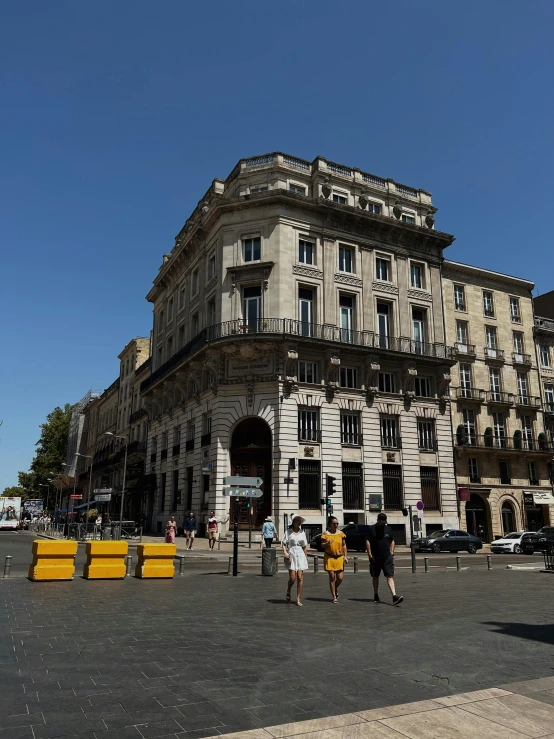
[520,526,554,554]
[490,531,529,554]
[413,529,482,554]
[311,524,373,552]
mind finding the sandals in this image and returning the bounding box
[285,591,291,602]
[296,599,303,607]
[332,596,338,604]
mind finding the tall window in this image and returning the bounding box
[528,461,538,485]
[521,416,533,449]
[483,291,494,317]
[377,302,391,348]
[178,283,186,311]
[339,294,354,342]
[298,460,321,509]
[338,246,353,273]
[298,287,314,336]
[191,312,199,336]
[375,256,390,281]
[185,467,193,510]
[498,460,510,485]
[298,408,320,442]
[173,425,181,445]
[187,421,195,441]
[243,286,261,329]
[492,412,505,446]
[382,465,403,509]
[414,377,431,397]
[468,457,479,483]
[410,263,423,289]
[489,368,501,400]
[159,472,167,512]
[298,361,317,383]
[540,345,550,367]
[545,384,554,412]
[172,469,180,510]
[378,372,395,393]
[513,332,524,359]
[412,309,425,353]
[167,297,174,323]
[161,431,168,450]
[462,409,476,444]
[342,462,363,509]
[460,364,472,396]
[299,239,314,265]
[517,372,529,403]
[340,366,357,388]
[207,253,216,279]
[420,467,440,511]
[510,297,521,322]
[191,269,199,296]
[341,413,361,445]
[485,326,497,353]
[454,285,466,311]
[418,421,435,451]
[381,417,399,448]
[243,236,261,262]
[456,321,469,352]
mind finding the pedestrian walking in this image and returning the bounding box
[365,513,403,606]
[165,515,177,544]
[262,516,277,548]
[183,511,197,550]
[321,516,348,604]
[207,511,218,550]
[282,514,308,606]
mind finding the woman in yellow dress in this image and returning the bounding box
[321,516,348,603]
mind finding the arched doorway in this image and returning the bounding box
[230,417,272,529]
[465,493,490,542]
[501,501,516,535]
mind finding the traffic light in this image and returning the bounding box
[326,498,332,507]
[327,475,337,496]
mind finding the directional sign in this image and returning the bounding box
[94,488,113,494]
[223,487,263,498]
[70,494,82,500]
[224,476,263,488]
[94,494,111,502]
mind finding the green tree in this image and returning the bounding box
[17,404,73,498]
[1,486,27,498]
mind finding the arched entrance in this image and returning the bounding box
[230,417,272,529]
[501,501,516,535]
[465,493,490,542]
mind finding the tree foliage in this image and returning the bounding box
[17,404,73,499]
[1,486,27,498]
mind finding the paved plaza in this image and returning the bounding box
[1,544,554,739]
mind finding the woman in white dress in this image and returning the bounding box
[282,514,309,606]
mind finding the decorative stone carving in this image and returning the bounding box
[204,350,221,394]
[334,273,363,287]
[402,361,417,403]
[304,447,315,457]
[292,265,324,280]
[358,192,368,210]
[246,379,254,407]
[372,281,399,295]
[393,202,402,219]
[364,354,381,400]
[407,288,433,302]
[321,177,331,199]
[386,452,396,463]
[436,367,452,400]
[425,214,435,229]
[284,346,298,380]
[324,351,340,401]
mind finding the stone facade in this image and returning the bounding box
[443,261,554,540]
[141,152,459,540]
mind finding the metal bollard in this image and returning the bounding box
[456,556,461,571]
[353,556,358,573]
[313,556,319,573]
[217,536,221,550]
[424,557,429,573]
[487,554,492,570]
[3,556,12,578]
[177,555,185,576]
[125,555,132,577]
[228,556,233,575]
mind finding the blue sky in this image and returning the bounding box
[1,1,553,490]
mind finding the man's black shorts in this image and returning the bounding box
[370,556,394,578]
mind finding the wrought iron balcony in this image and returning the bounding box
[129,407,148,424]
[454,343,476,358]
[512,352,532,367]
[141,318,455,393]
[455,434,553,453]
[454,387,486,403]
[484,347,505,363]
[515,395,541,409]
[487,391,514,406]
[185,438,195,452]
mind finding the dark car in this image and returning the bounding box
[311,524,372,552]
[520,526,554,554]
[413,529,482,554]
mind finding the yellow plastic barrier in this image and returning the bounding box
[28,540,78,581]
[83,541,128,579]
[135,543,176,578]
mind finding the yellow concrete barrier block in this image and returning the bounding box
[28,539,78,581]
[83,541,128,580]
[135,543,176,579]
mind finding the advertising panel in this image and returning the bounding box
[23,499,44,518]
[0,497,22,529]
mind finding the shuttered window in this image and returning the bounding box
[299,461,321,509]
[420,467,440,511]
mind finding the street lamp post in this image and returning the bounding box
[75,453,93,536]
[38,483,50,511]
[103,432,128,540]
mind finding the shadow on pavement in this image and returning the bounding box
[484,621,554,646]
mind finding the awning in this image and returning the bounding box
[529,491,554,505]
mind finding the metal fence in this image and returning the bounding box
[26,521,142,541]
[544,542,554,571]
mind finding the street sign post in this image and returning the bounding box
[94,494,112,502]
[93,488,113,494]
[224,476,263,487]
[223,487,263,498]
[223,476,263,576]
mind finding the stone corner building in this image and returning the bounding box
[140,152,460,540]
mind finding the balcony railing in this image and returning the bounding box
[299,429,322,443]
[381,435,402,450]
[512,352,532,366]
[454,387,485,402]
[515,395,541,409]
[456,434,553,453]
[418,439,438,452]
[341,432,363,446]
[129,407,148,424]
[141,318,455,393]
[487,391,514,406]
[186,439,195,452]
[201,432,212,447]
[545,402,554,415]
[172,444,180,457]
[484,347,505,362]
[454,343,476,358]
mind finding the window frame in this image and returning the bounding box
[414,376,432,398]
[378,372,396,393]
[298,360,318,384]
[482,290,495,318]
[338,245,354,274]
[289,182,306,195]
[540,345,550,367]
[417,420,436,451]
[340,412,362,446]
[242,235,261,263]
[332,189,348,205]
[298,408,320,443]
[410,261,424,289]
[509,296,521,323]
[340,366,358,389]
[298,238,315,266]
[454,284,466,312]
[380,416,400,449]
[207,252,216,280]
[375,254,391,282]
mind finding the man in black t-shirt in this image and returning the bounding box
[365,513,403,606]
